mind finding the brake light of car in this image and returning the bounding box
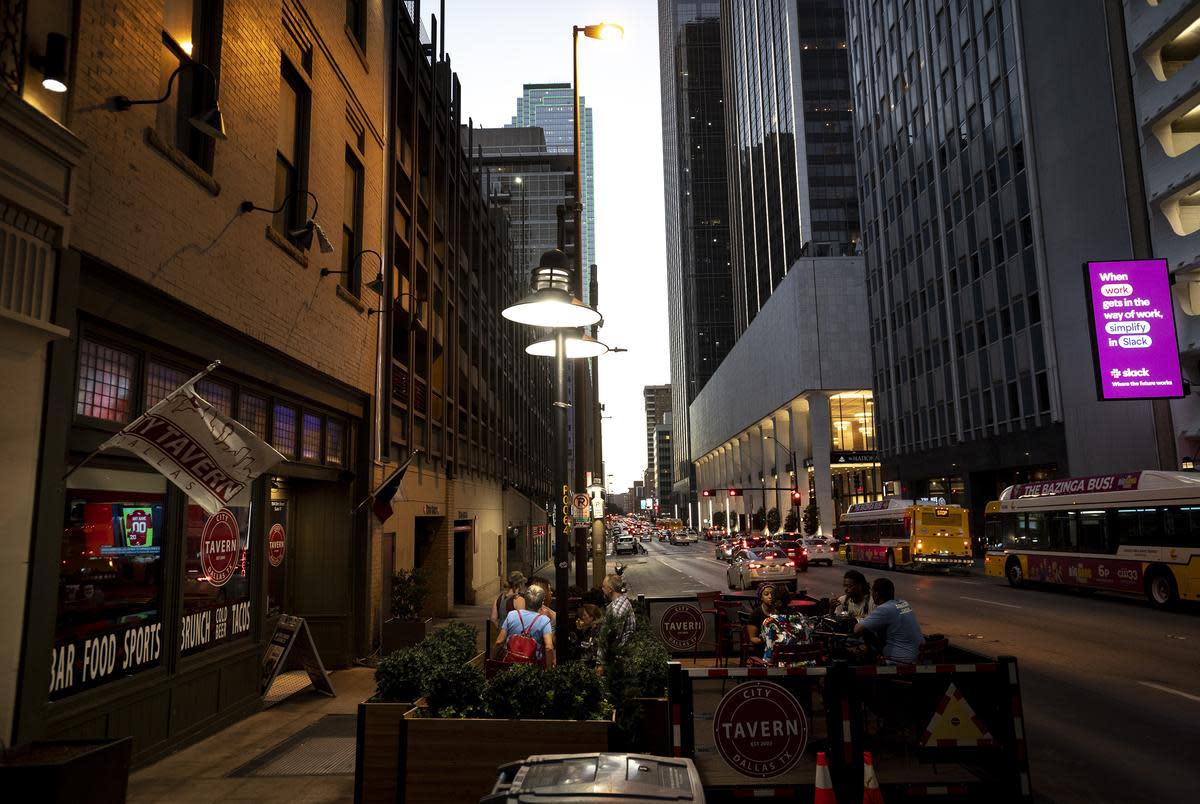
[785,560,795,567]
[801,548,808,555]
[748,563,762,569]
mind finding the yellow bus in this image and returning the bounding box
[834,498,973,571]
[983,470,1200,609]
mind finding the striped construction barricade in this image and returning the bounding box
[667,648,1032,803]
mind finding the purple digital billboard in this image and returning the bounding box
[1086,258,1183,400]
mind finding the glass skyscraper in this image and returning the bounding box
[659,0,735,509]
[509,84,596,307]
[722,0,859,335]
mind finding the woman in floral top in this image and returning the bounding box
[761,587,815,664]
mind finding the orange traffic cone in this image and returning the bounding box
[862,751,884,804]
[814,751,836,804]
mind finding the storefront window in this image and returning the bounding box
[181,504,252,655]
[52,468,166,700]
[145,361,187,407]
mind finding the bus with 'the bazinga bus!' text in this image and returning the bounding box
[983,470,1200,609]
[834,498,973,571]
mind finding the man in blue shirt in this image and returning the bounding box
[854,577,923,664]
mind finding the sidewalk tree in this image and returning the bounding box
[712,510,727,529]
[751,507,766,531]
[766,507,781,532]
[784,510,799,532]
[802,499,820,536]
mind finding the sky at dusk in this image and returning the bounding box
[438,0,672,495]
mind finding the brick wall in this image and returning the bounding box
[68,0,387,394]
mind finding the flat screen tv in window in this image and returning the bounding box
[1085,259,1184,400]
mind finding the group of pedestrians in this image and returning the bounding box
[490,570,637,670]
[743,569,925,665]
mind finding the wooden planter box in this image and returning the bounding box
[355,701,418,804]
[0,738,132,804]
[381,617,432,655]
[398,708,614,803]
[354,653,485,803]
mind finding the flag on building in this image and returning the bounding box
[97,361,286,515]
[370,451,420,523]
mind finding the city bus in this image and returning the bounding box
[982,470,1200,609]
[834,498,973,570]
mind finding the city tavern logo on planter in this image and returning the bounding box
[659,603,706,651]
[268,523,286,567]
[713,680,808,778]
[201,508,241,587]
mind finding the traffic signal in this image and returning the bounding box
[701,489,712,497]
[791,488,802,503]
[727,488,743,497]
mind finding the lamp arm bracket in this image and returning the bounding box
[115,61,218,109]
[239,190,319,218]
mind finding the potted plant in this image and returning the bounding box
[380,567,431,654]
[355,622,481,803]
[399,661,614,802]
[0,737,133,803]
[598,617,672,754]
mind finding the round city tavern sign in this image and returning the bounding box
[268,523,286,567]
[713,680,809,778]
[200,508,241,587]
[659,603,706,651]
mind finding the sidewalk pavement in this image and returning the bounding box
[126,603,496,804]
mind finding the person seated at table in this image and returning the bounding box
[760,588,816,664]
[854,577,923,664]
[745,583,777,657]
[835,570,875,619]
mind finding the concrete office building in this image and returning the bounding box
[659,0,737,518]
[644,384,673,493]
[845,0,1167,527]
[688,0,877,536]
[1118,1,1200,466]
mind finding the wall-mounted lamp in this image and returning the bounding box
[113,62,226,139]
[368,291,426,319]
[320,249,383,286]
[239,191,333,253]
[31,33,69,93]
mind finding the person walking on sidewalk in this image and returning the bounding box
[491,571,527,628]
[495,587,555,667]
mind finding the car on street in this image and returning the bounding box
[726,548,799,591]
[668,530,689,545]
[714,540,737,561]
[639,531,652,542]
[614,535,637,555]
[772,539,810,571]
[683,528,699,542]
[800,537,836,566]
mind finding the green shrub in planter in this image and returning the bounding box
[544,661,608,722]
[390,567,430,621]
[483,663,548,720]
[421,621,478,669]
[597,618,671,749]
[425,663,487,718]
[374,645,432,703]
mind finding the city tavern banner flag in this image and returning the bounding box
[369,451,420,523]
[97,361,287,515]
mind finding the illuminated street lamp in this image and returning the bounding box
[502,249,601,618]
[526,332,609,359]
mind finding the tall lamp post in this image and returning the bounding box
[571,21,623,588]
[764,433,799,532]
[503,249,607,617]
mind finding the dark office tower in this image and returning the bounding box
[721,0,860,335]
[846,1,1164,520]
[644,384,673,487]
[659,0,736,513]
